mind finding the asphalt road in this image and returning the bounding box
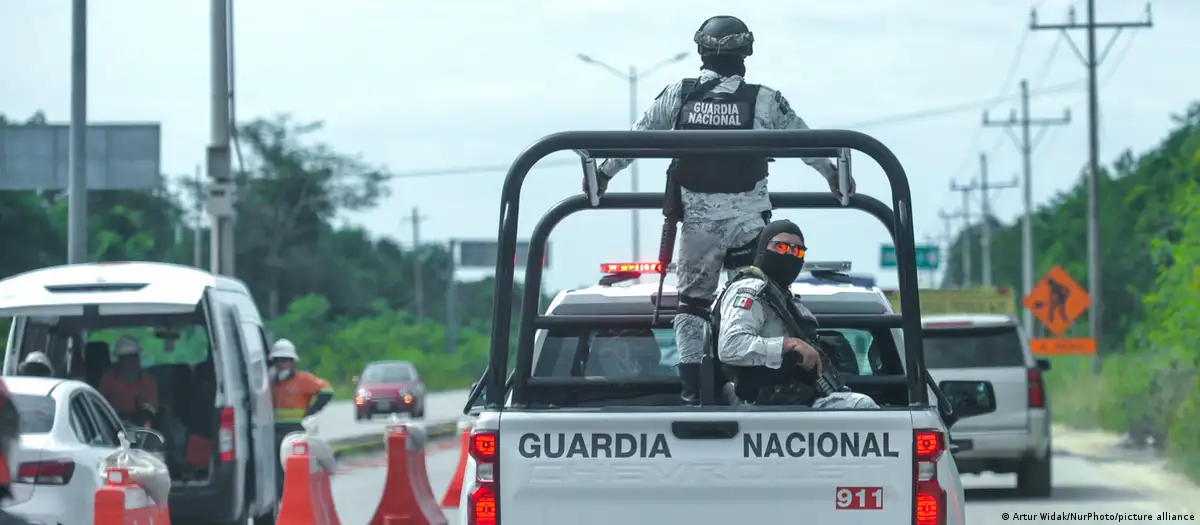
[312,389,471,441]
[328,443,1195,525]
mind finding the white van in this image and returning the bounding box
[0,262,278,525]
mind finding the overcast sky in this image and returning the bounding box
[2,0,1196,293]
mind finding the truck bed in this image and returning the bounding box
[497,409,916,524]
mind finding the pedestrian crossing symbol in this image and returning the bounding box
[1022,265,1091,336]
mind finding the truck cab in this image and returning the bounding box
[460,129,977,525]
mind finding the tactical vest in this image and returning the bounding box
[711,267,845,405]
[672,77,769,194]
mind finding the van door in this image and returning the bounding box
[205,291,246,515]
[237,318,278,513]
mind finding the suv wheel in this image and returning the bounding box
[1016,453,1052,498]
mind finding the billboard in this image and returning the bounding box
[458,240,550,269]
[0,124,162,190]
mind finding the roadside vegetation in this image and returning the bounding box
[942,103,1200,481]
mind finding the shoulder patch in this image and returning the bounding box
[733,293,755,310]
[773,89,792,115]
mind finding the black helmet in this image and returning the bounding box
[694,16,754,57]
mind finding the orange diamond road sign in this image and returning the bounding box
[1022,265,1091,337]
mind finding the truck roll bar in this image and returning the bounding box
[485,129,925,410]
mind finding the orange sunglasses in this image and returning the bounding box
[768,241,806,258]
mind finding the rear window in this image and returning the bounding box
[534,327,893,377]
[12,394,55,434]
[923,325,1026,368]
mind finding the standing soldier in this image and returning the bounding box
[590,15,856,404]
[270,338,334,496]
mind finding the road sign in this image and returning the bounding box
[882,287,1016,316]
[458,240,550,269]
[0,124,162,190]
[1030,338,1096,355]
[880,244,940,269]
[1022,265,1091,336]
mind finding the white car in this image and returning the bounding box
[1,376,165,525]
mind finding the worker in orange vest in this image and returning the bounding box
[270,338,334,497]
[99,336,159,427]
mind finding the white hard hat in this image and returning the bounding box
[114,336,142,357]
[271,339,299,361]
[20,351,53,371]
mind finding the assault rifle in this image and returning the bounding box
[652,159,683,324]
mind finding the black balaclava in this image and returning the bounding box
[701,55,746,78]
[754,219,806,286]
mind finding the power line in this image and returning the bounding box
[1031,1,1153,366]
[388,79,1089,181]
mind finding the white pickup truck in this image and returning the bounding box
[458,130,987,525]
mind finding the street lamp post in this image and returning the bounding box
[577,52,689,262]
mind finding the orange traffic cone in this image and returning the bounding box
[369,422,448,525]
[277,441,342,525]
[93,467,170,524]
[440,419,473,507]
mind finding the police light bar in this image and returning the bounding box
[600,262,662,274]
[804,261,852,273]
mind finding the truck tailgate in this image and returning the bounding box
[498,410,915,524]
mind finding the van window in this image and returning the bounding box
[242,323,269,394]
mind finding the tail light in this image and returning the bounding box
[913,429,946,525]
[219,406,236,462]
[1027,368,1046,408]
[468,429,498,525]
[17,460,75,485]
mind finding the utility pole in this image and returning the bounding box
[1031,2,1152,364]
[576,52,688,262]
[938,209,966,288]
[207,0,236,276]
[949,180,977,287]
[983,79,1071,332]
[67,0,88,264]
[445,240,458,355]
[977,153,1018,288]
[193,164,203,268]
[402,207,429,319]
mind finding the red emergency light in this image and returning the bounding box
[600,262,662,274]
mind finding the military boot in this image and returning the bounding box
[678,363,702,406]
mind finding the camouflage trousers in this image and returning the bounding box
[813,392,881,409]
[674,212,767,365]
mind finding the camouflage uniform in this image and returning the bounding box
[716,275,879,409]
[598,68,838,368]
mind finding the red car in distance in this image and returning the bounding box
[353,361,426,421]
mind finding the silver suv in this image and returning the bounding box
[923,314,1052,498]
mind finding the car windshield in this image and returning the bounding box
[12,394,55,434]
[362,365,414,383]
[923,325,1025,368]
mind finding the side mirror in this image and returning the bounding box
[126,428,167,453]
[939,380,997,428]
[1036,358,1051,371]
